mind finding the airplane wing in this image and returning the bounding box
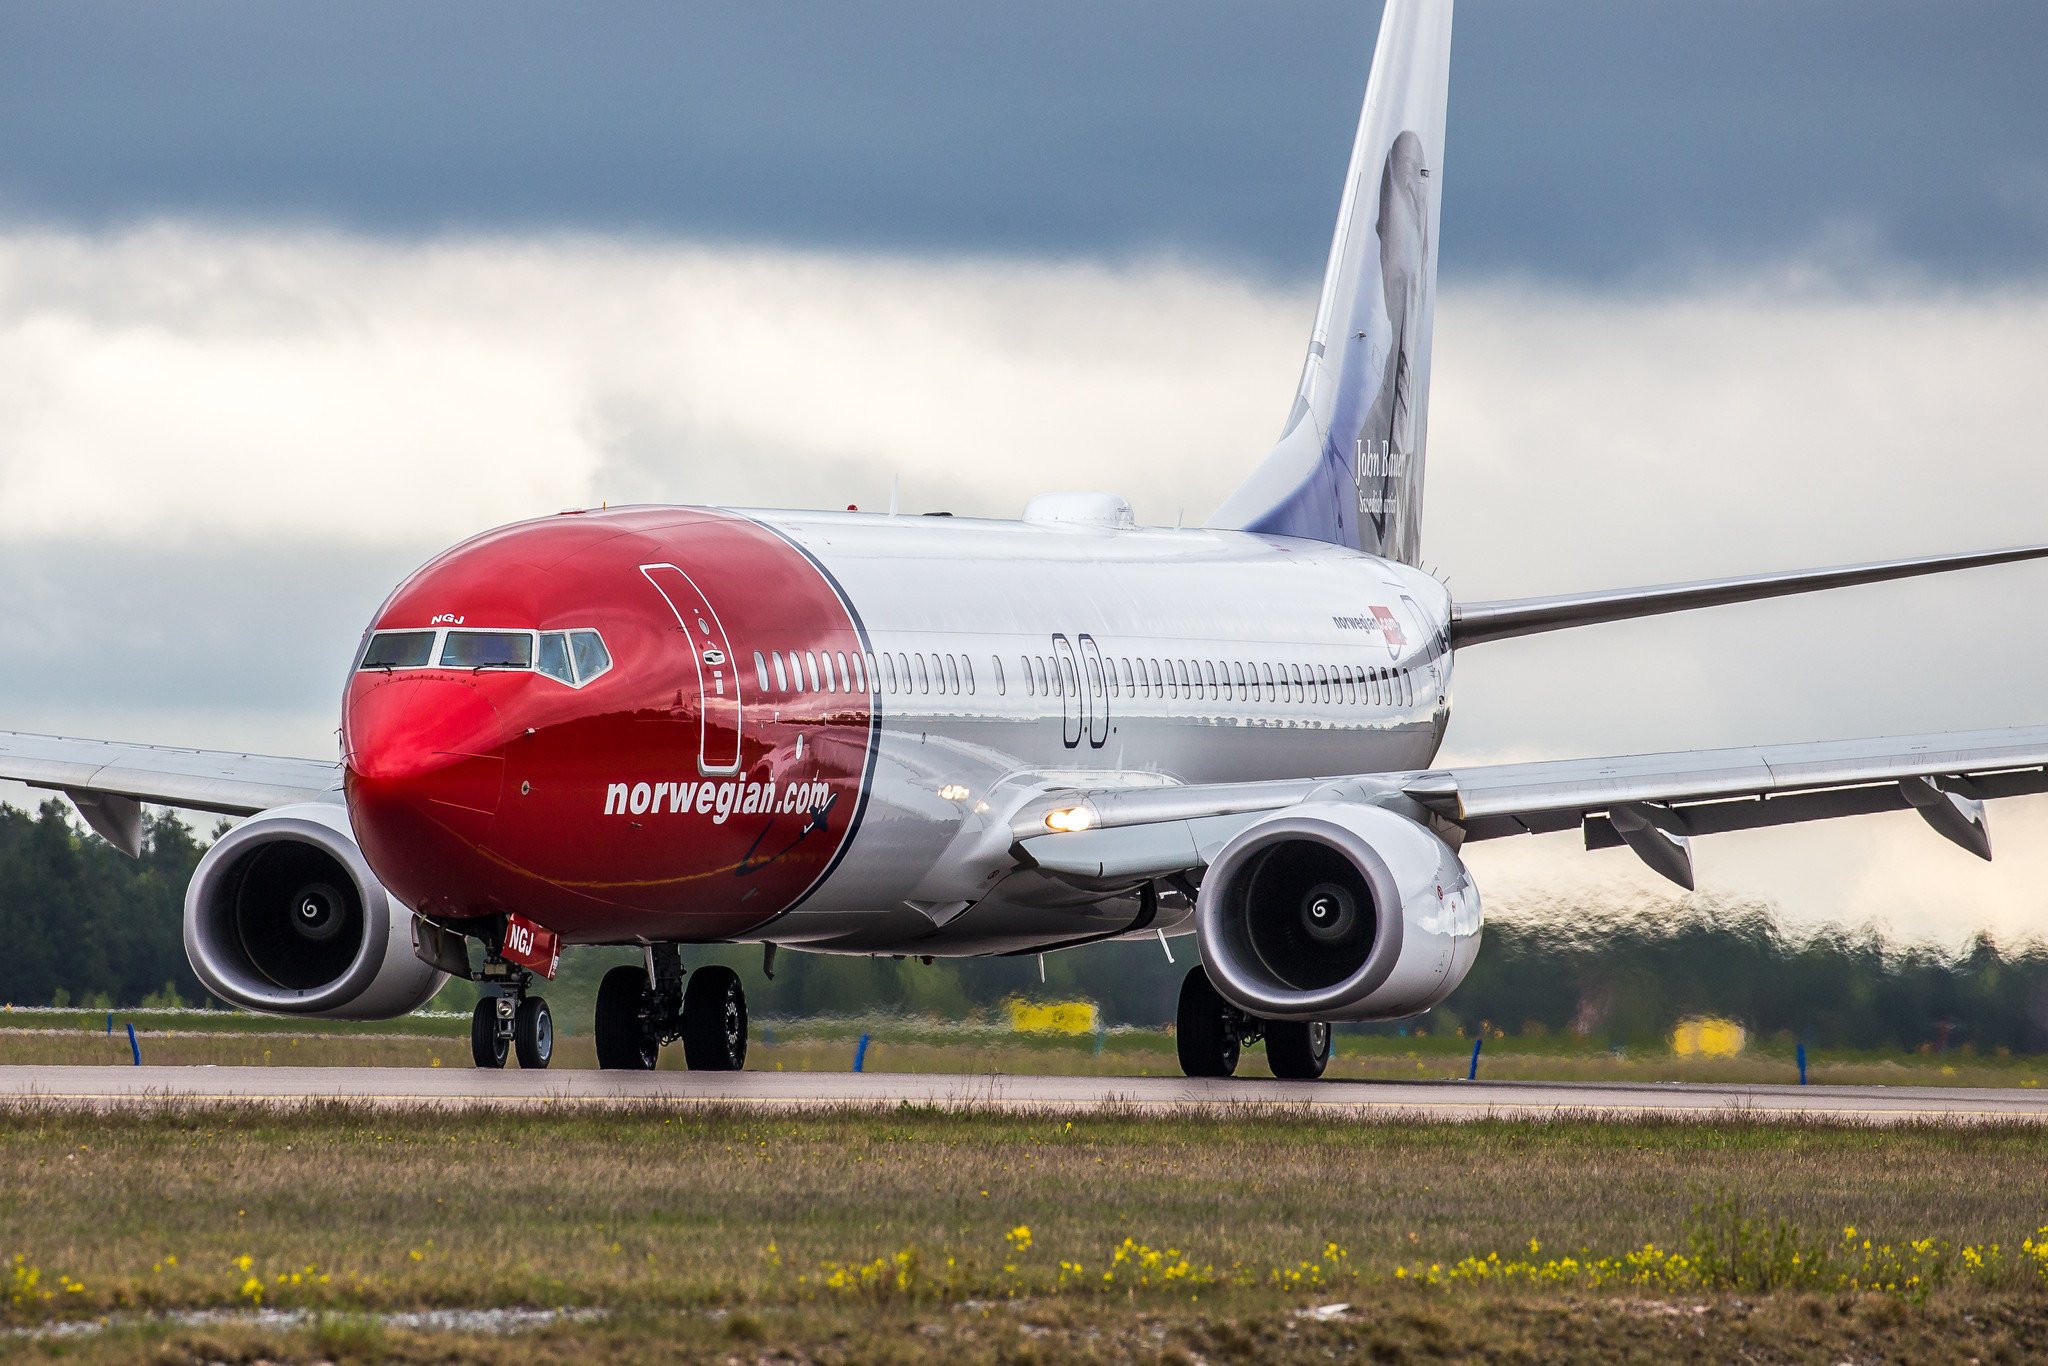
[1451,543,2048,648]
[1012,726,2048,892]
[0,731,342,857]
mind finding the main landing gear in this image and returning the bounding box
[594,945,749,1071]
[469,959,554,1071]
[1175,966,1332,1081]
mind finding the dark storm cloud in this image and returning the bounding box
[1,2,2044,283]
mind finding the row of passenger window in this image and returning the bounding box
[754,649,976,697]
[752,647,1417,708]
[1023,654,1418,709]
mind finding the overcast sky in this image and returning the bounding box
[5,2,2048,946]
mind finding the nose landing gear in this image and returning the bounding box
[594,946,750,1071]
[467,959,554,1070]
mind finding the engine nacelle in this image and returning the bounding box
[184,802,447,1019]
[1195,802,1482,1022]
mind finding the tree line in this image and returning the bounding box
[3,799,2045,1054]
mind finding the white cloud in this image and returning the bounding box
[6,222,2048,944]
[0,226,1299,541]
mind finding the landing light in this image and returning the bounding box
[1044,806,1095,834]
[938,784,970,803]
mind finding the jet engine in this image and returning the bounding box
[1194,802,1481,1022]
[184,802,446,1019]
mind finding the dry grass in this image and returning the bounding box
[0,1105,2046,1360]
[25,1292,2048,1364]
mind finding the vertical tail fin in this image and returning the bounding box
[1208,0,1452,564]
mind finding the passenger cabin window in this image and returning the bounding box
[772,653,789,692]
[359,631,435,670]
[991,655,1005,695]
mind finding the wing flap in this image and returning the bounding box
[1410,728,2048,826]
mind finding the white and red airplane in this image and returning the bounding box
[9,0,2048,1077]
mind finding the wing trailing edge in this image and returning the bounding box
[1450,541,2048,648]
[1015,726,2048,891]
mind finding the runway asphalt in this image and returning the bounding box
[0,1065,2044,1122]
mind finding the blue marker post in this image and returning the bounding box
[1796,1042,1808,1085]
[853,1033,871,1073]
[106,1012,113,1036]
[126,1023,140,1066]
[1466,1037,1482,1081]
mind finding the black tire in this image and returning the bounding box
[595,965,659,1070]
[1175,967,1239,1078]
[681,965,748,1071]
[469,998,508,1069]
[514,995,554,1070]
[1266,1020,1333,1080]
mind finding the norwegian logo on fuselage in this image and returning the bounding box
[1331,606,1406,651]
[604,777,832,825]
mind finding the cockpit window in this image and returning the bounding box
[570,631,613,683]
[359,631,436,669]
[354,626,610,686]
[536,632,574,684]
[440,631,534,670]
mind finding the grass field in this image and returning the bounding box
[4,1007,2047,1090]
[1,1104,2047,1362]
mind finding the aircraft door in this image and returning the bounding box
[640,563,744,776]
[1051,634,1083,749]
[1398,594,1443,700]
[1078,634,1109,748]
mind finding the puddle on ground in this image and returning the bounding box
[10,1305,609,1339]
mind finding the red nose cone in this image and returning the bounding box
[345,677,508,915]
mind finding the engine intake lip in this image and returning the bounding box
[185,807,395,1013]
[1197,813,1406,1018]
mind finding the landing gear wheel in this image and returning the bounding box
[514,995,554,1069]
[1175,967,1240,1078]
[595,965,660,1070]
[469,998,508,1069]
[1266,1020,1333,1080]
[681,965,748,1071]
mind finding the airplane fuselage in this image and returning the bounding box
[342,502,1453,955]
